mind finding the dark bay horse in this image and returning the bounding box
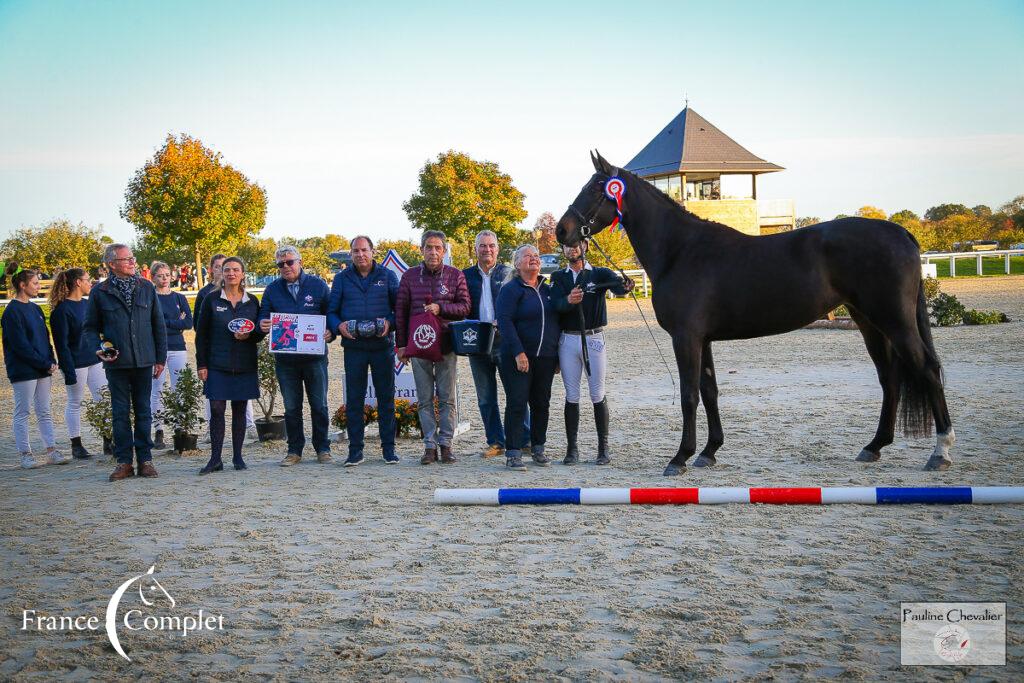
[557,152,954,476]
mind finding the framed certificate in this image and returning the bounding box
[269,313,326,355]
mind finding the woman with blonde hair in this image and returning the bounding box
[494,245,561,471]
[50,267,108,458]
[150,261,193,449]
[2,270,71,468]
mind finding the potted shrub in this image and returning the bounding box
[84,386,114,457]
[255,342,287,441]
[156,365,205,453]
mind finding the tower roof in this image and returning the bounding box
[624,107,783,176]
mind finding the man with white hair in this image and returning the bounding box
[258,245,335,466]
[84,243,167,481]
[462,230,529,458]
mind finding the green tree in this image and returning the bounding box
[795,217,820,229]
[888,209,920,224]
[121,133,267,288]
[294,234,349,276]
[237,237,279,276]
[376,239,421,267]
[971,204,992,219]
[403,151,527,247]
[0,219,105,275]
[924,203,971,222]
[855,206,887,220]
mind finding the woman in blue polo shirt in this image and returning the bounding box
[195,256,265,474]
[149,261,193,450]
[50,267,108,459]
[495,245,560,472]
[1,270,71,469]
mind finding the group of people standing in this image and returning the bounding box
[2,228,630,478]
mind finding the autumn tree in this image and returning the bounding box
[932,214,988,251]
[855,206,887,220]
[585,229,638,270]
[121,134,267,288]
[533,211,559,253]
[0,219,105,275]
[403,151,527,248]
[795,217,820,229]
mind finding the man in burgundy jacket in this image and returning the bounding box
[395,230,471,465]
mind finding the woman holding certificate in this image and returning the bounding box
[195,256,265,474]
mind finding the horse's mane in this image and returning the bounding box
[616,166,741,238]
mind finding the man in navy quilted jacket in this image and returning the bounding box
[326,236,399,467]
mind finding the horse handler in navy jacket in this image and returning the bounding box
[327,236,400,466]
[84,244,167,482]
[258,245,335,467]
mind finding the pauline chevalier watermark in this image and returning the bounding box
[901,602,1005,665]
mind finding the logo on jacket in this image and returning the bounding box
[304,294,313,302]
[374,280,386,287]
[462,328,478,345]
[438,283,449,296]
[412,324,437,349]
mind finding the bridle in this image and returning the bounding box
[566,175,620,238]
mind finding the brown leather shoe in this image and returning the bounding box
[138,462,158,478]
[420,448,437,465]
[109,463,134,482]
[482,444,504,458]
[439,445,456,464]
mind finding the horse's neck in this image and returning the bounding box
[622,189,692,279]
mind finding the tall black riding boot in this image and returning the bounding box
[563,402,579,465]
[103,436,113,456]
[153,429,166,450]
[594,399,610,465]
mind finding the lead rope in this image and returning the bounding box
[588,235,677,405]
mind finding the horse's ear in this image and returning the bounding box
[594,150,614,175]
[590,150,601,172]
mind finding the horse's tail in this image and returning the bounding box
[898,279,938,438]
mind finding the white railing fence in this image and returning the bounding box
[921,249,1023,277]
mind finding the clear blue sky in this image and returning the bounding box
[1,0,1022,244]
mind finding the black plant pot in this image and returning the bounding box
[173,432,198,454]
[255,416,287,441]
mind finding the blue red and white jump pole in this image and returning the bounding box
[433,487,1024,506]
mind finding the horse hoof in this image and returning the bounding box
[924,456,952,471]
[663,464,686,477]
[693,455,716,468]
[855,449,881,463]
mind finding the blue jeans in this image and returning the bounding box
[468,352,529,448]
[275,357,330,456]
[344,347,396,456]
[105,366,153,465]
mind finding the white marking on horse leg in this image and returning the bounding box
[925,428,954,471]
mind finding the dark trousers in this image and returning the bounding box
[500,354,557,452]
[275,357,330,456]
[210,400,247,463]
[105,366,153,465]
[468,351,530,448]
[343,346,396,456]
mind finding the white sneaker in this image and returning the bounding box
[201,432,212,445]
[46,449,72,465]
[21,453,41,469]
[246,426,258,442]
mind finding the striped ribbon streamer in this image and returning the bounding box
[433,487,1024,506]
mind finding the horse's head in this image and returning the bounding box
[557,151,623,246]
